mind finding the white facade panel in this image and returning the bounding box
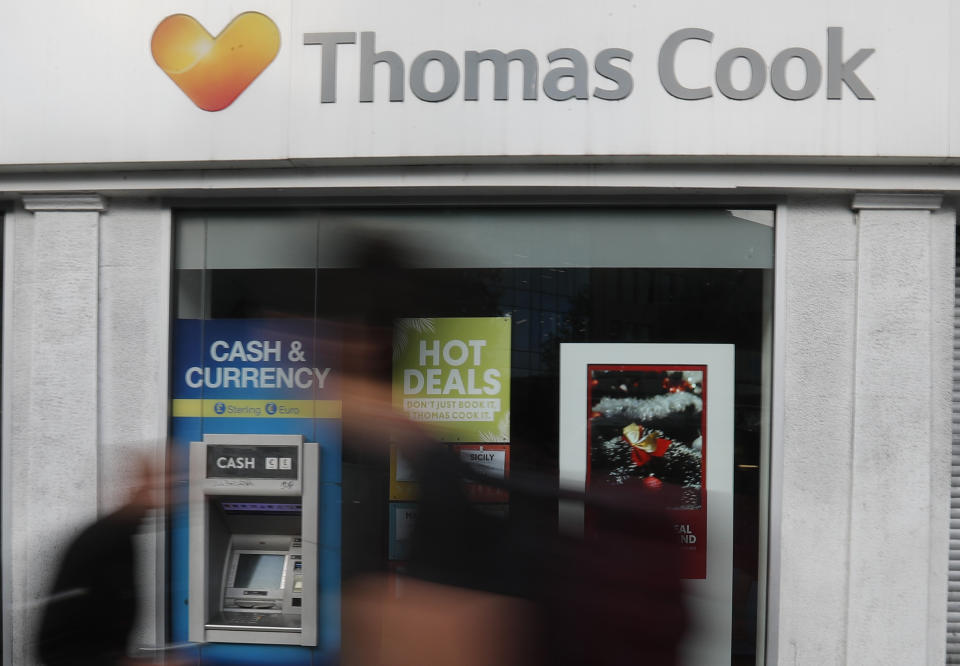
[0,0,953,165]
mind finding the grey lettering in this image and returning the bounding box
[464,49,538,101]
[658,28,713,100]
[715,48,765,100]
[359,32,404,102]
[410,50,460,102]
[827,27,874,100]
[543,48,588,101]
[771,47,822,100]
[593,48,633,100]
[303,32,357,103]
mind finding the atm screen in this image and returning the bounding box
[233,554,285,589]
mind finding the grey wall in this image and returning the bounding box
[776,194,954,666]
[2,196,170,664]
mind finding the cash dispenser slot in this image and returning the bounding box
[189,434,319,647]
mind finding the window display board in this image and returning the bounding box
[388,317,512,563]
[388,503,418,561]
[389,315,511,494]
[392,317,511,443]
[453,444,510,503]
[389,445,418,501]
[559,343,734,666]
[389,443,511,503]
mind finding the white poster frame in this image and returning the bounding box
[558,342,734,666]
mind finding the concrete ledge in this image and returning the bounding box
[22,194,107,212]
[851,193,943,210]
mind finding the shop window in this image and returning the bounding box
[171,208,773,664]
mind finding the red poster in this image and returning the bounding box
[586,364,707,579]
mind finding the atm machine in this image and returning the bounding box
[188,434,318,646]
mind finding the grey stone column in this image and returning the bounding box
[4,194,105,665]
[2,196,171,664]
[845,194,953,665]
[777,194,953,666]
[96,200,172,654]
[778,196,859,665]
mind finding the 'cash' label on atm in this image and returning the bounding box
[207,445,299,479]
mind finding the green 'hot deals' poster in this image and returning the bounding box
[392,317,511,444]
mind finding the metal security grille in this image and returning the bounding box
[949,230,960,663]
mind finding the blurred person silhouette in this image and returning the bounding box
[334,229,687,665]
[541,482,688,665]
[36,452,173,666]
[404,450,687,665]
[342,438,687,665]
[333,228,532,664]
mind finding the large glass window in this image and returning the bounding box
[172,207,773,664]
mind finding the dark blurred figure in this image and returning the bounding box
[406,446,687,666]
[335,229,687,664]
[37,455,166,666]
[546,484,688,665]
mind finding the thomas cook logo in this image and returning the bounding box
[151,12,280,111]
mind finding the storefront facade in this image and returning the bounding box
[0,1,957,664]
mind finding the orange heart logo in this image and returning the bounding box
[151,12,280,112]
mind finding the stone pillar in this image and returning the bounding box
[776,194,953,666]
[2,196,171,664]
[3,194,105,665]
[778,196,859,665]
[845,194,952,666]
[96,200,171,653]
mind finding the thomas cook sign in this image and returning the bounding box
[304,27,874,104]
[1,0,950,165]
[151,15,875,109]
